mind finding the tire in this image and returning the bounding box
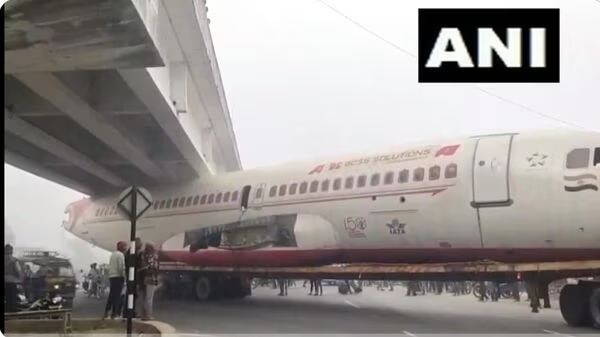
[338,283,349,295]
[195,277,212,301]
[559,284,591,327]
[589,287,600,329]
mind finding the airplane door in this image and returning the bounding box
[249,183,266,209]
[472,135,514,206]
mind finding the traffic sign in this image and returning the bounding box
[117,186,153,220]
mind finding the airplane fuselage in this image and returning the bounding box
[63,130,600,267]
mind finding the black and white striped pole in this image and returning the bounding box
[117,186,152,337]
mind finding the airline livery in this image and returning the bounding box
[63,129,600,268]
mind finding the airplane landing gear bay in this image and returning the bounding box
[559,281,600,328]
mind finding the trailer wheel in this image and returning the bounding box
[338,283,349,295]
[560,284,591,327]
[195,277,212,301]
[589,287,600,328]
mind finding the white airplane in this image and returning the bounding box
[63,129,600,268]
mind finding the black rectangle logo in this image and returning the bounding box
[418,9,560,83]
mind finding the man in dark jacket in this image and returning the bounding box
[5,244,23,312]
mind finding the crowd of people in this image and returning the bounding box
[98,238,160,321]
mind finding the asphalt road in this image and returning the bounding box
[72,285,599,336]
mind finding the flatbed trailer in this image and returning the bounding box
[157,259,600,328]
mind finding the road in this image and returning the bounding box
[72,285,598,336]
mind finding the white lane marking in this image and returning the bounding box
[542,329,576,337]
[344,299,361,308]
[403,330,418,337]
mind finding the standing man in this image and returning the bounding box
[5,244,23,312]
[104,241,127,319]
[138,243,159,321]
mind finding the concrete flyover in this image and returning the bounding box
[4,0,241,196]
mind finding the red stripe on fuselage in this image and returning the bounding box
[159,247,600,268]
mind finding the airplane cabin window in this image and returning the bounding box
[166,199,172,208]
[594,147,600,167]
[345,176,354,189]
[216,193,222,203]
[290,183,298,195]
[321,179,330,192]
[186,197,193,207]
[254,188,262,200]
[208,194,214,204]
[153,201,159,210]
[173,198,179,208]
[269,186,277,197]
[299,182,308,194]
[224,192,231,202]
[398,169,409,183]
[370,173,380,186]
[178,197,185,207]
[96,209,101,217]
[566,148,590,169]
[193,196,200,205]
[333,178,342,190]
[357,175,367,187]
[429,166,441,180]
[279,185,287,196]
[445,163,458,178]
[231,191,239,202]
[384,172,394,185]
[159,200,166,209]
[310,181,319,193]
[414,168,425,182]
[200,195,207,205]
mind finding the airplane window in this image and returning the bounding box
[445,163,458,178]
[186,197,193,207]
[594,147,600,167]
[193,196,200,205]
[224,192,231,202]
[429,166,441,180]
[159,200,166,209]
[290,183,298,195]
[398,169,409,183]
[370,173,380,186]
[173,198,179,208]
[299,182,308,194]
[269,186,277,197]
[566,148,590,169]
[153,201,159,210]
[200,195,207,205]
[254,188,262,200]
[345,176,354,189]
[208,194,214,204]
[333,178,342,190]
[279,185,287,196]
[231,191,239,201]
[310,180,319,193]
[178,197,186,207]
[166,199,172,208]
[384,172,394,185]
[414,167,425,182]
[357,175,367,188]
[321,179,330,192]
[96,209,101,217]
[216,193,223,203]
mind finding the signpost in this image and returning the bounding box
[117,186,152,336]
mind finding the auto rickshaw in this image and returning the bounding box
[17,250,76,308]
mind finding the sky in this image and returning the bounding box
[4,0,600,267]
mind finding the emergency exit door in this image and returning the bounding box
[472,135,513,206]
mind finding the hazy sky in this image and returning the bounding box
[4,0,599,263]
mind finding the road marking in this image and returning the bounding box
[403,331,418,337]
[542,329,576,337]
[344,299,361,308]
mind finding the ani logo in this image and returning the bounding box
[527,152,548,168]
[386,219,407,235]
[344,217,367,238]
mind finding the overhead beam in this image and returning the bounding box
[118,68,210,177]
[5,150,93,196]
[14,110,146,118]
[13,72,164,179]
[4,111,126,187]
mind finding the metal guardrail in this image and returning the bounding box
[4,309,73,333]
